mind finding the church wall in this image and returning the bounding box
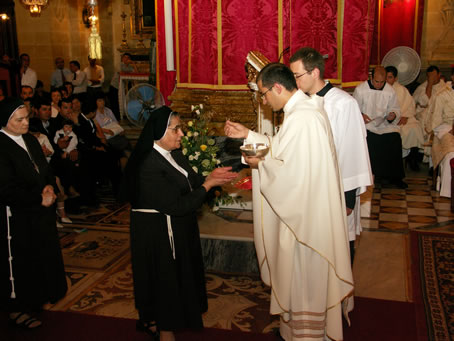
[419,0,454,78]
[14,0,151,92]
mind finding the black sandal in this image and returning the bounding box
[9,312,42,329]
[136,320,159,340]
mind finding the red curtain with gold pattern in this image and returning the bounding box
[370,0,424,65]
[156,0,391,101]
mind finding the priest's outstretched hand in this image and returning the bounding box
[224,120,249,139]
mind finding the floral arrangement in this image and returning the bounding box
[181,104,220,176]
[181,104,244,210]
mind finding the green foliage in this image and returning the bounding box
[181,104,243,210]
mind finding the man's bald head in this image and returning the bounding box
[371,66,386,90]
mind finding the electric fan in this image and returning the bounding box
[382,46,421,85]
[125,83,165,127]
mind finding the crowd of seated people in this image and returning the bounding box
[1,58,127,221]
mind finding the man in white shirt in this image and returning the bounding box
[19,53,37,89]
[289,47,372,263]
[385,66,424,171]
[69,60,88,96]
[353,66,407,188]
[50,57,72,90]
[83,56,104,97]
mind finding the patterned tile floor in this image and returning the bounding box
[52,167,453,327]
[360,177,453,232]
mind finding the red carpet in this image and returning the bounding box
[344,296,417,341]
[1,296,416,341]
[410,230,454,341]
[0,310,277,341]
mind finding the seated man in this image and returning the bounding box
[427,67,454,197]
[413,66,449,165]
[385,66,424,170]
[353,66,406,188]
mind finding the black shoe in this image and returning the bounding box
[136,320,159,340]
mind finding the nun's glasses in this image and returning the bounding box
[167,124,184,133]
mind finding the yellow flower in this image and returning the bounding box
[188,121,193,127]
[187,131,193,137]
[200,144,207,151]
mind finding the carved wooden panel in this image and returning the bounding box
[169,88,257,135]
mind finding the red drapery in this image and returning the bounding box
[156,0,177,104]
[370,0,424,65]
[156,0,386,100]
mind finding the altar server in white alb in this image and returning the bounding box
[413,66,448,135]
[353,66,406,188]
[425,67,454,197]
[289,47,372,263]
[225,63,353,341]
[385,66,424,171]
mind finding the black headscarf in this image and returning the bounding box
[119,106,174,204]
[0,97,25,127]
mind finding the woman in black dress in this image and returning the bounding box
[121,106,237,341]
[0,98,67,328]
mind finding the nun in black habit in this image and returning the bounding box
[121,106,237,341]
[0,98,67,328]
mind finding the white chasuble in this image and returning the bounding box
[247,90,353,341]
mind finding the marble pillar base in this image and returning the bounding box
[200,237,259,275]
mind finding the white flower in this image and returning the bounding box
[216,159,221,164]
[191,105,195,111]
[194,154,199,160]
[195,109,201,115]
[192,166,198,173]
[202,171,210,176]
[201,159,210,168]
[208,139,215,146]
[199,104,203,109]
[189,155,194,161]
[195,152,201,157]
[194,131,199,137]
[182,148,188,155]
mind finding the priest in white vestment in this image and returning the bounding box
[413,66,449,133]
[426,73,454,197]
[413,66,450,164]
[353,66,406,188]
[289,47,372,263]
[225,63,353,341]
[385,66,424,170]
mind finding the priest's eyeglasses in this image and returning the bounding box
[168,125,183,133]
[259,86,273,99]
[294,70,310,79]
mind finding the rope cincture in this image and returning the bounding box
[132,209,176,260]
[6,206,16,299]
